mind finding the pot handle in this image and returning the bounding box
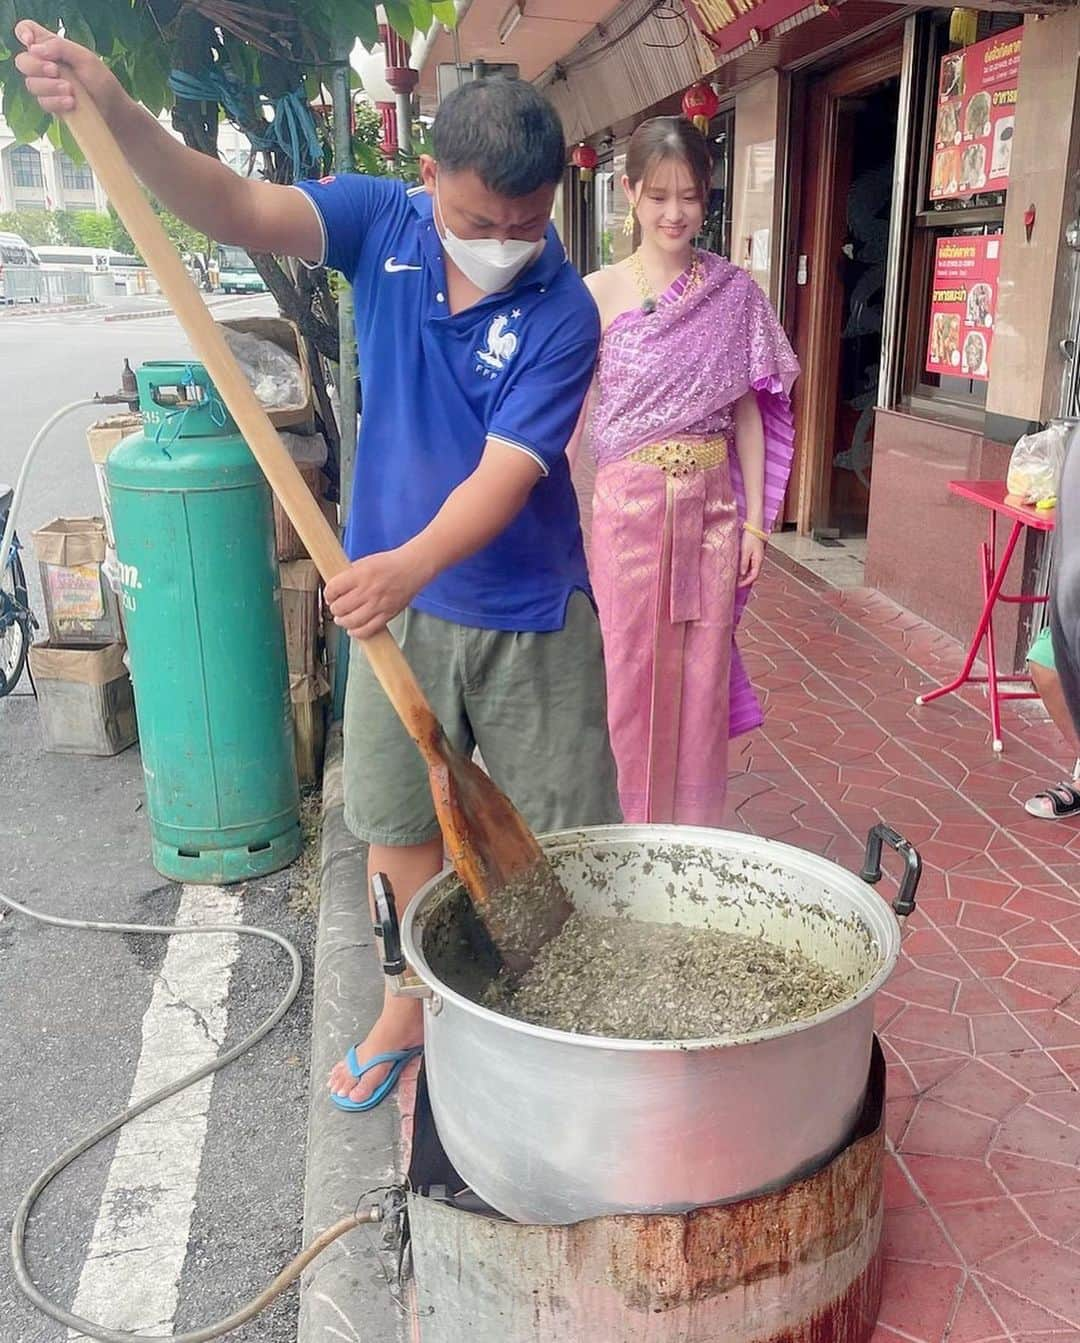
[858,824,921,919]
[372,873,406,976]
[372,873,435,1000]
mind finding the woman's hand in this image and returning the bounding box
[738,529,765,588]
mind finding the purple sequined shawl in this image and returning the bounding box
[583,252,800,737]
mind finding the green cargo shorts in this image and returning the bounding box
[343,590,622,846]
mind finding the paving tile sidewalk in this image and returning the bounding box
[309,555,1079,1342]
[734,557,1080,1343]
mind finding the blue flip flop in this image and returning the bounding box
[329,1046,423,1113]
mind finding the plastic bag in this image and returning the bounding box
[1007,423,1068,505]
[220,327,304,409]
[279,429,328,469]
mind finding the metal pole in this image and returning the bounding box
[331,39,358,721]
[397,90,413,156]
[878,14,920,411]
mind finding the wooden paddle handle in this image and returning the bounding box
[61,78,442,751]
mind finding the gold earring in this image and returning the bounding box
[622,211,635,237]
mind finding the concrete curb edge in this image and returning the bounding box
[298,723,406,1343]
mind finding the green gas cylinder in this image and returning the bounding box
[107,361,301,883]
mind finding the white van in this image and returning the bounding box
[35,244,109,273]
[35,246,146,290]
[0,232,41,304]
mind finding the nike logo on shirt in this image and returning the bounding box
[384,257,421,273]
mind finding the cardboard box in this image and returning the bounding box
[31,517,123,647]
[86,413,141,549]
[29,640,137,755]
[218,315,314,430]
[279,559,321,676]
[274,467,329,562]
[272,431,330,561]
[290,672,329,785]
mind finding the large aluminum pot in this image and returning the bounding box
[393,823,919,1225]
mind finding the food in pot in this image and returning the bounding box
[483,912,852,1040]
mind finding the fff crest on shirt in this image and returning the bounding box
[474,310,522,380]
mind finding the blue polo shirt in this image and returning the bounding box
[293,174,598,632]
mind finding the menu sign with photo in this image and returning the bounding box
[925,235,1001,383]
[930,27,1022,202]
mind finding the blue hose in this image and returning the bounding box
[169,68,322,176]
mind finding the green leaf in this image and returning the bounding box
[431,1,458,27]
[56,118,84,165]
[226,39,257,91]
[382,1,414,41]
[338,0,381,50]
[131,41,169,115]
[107,1,145,47]
[0,0,18,49]
[44,116,85,165]
[3,64,49,142]
[62,13,97,52]
[305,0,338,43]
[408,0,434,33]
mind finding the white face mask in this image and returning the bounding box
[435,184,544,293]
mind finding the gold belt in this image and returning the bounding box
[628,437,728,478]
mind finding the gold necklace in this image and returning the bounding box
[629,249,703,313]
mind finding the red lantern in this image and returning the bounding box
[682,82,720,133]
[571,143,600,183]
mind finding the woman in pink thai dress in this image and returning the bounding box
[576,117,799,826]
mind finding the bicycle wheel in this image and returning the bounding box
[0,552,29,697]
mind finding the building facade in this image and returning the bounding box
[0,116,255,216]
[415,0,1080,661]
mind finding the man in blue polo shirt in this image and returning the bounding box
[19,27,620,1109]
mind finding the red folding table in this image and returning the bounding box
[915,479,1056,752]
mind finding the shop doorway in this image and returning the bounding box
[789,43,902,537]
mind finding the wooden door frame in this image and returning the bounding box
[790,40,904,536]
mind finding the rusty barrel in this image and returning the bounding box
[407,1040,885,1342]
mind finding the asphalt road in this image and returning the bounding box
[0,294,321,1342]
[1,291,272,613]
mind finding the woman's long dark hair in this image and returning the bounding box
[625,116,713,204]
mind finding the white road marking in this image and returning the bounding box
[69,885,241,1338]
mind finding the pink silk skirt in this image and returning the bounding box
[590,452,740,827]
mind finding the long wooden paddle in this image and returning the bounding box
[61,80,572,972]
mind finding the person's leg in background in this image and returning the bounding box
[1024,625,1080,819]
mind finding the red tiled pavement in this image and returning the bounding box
[733,558,1080,1343]
[396,557,1079,1341]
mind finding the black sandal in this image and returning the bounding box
[1024,780,1080,820]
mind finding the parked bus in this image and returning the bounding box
[216,244,267,294]
[35,246,147,289]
